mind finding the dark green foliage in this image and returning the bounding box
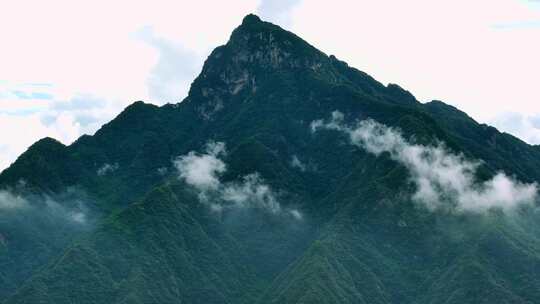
[2,13,540,303]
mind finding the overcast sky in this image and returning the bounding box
[1,0,539,170]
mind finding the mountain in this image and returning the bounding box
[2,14,540,303]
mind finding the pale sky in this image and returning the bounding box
[1,0,539,171]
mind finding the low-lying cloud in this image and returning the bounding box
[97,163,119,176]
[174,141,301,219]
[0,190,28,210]
[290,155,307,172]
[0,187,90,224]
[312,111,538,213]
[221,173,282,214]
[174,141,226,193]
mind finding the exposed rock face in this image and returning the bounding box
[187,14,345,120]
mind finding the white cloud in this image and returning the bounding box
[96,163,119,176]
[175,141,301,219]
[222,173,281,214]
[290,155,307,172]
[289,209,303,220]
[174,141,227,192]
[0,190,29,210]
[70,211,87,224]
[312,111,538,212]
[0,188,89,224]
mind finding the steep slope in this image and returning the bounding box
[259,165,540,303]
[2,14,540,303]
[6,185,263,304]
[0,187,93,299]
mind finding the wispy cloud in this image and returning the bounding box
[0,187,90,224]
[11,91,53,100]
[96,163,119,176]
[312,111,538,213]
[221,173,282,214]
[0,190,29,210]
[174,141,301,219]
[174,141,227,193]
[289,154,317,173]
[290,155,307,172]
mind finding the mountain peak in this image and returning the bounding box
[229,13,290,46]
[241,13,262,26]
[186,15,335,113]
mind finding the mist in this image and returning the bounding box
[97,163,119,176]
[0,183,93,225]
[312,111,538,213]
[0,184,94,298]
[0,190,28,210]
